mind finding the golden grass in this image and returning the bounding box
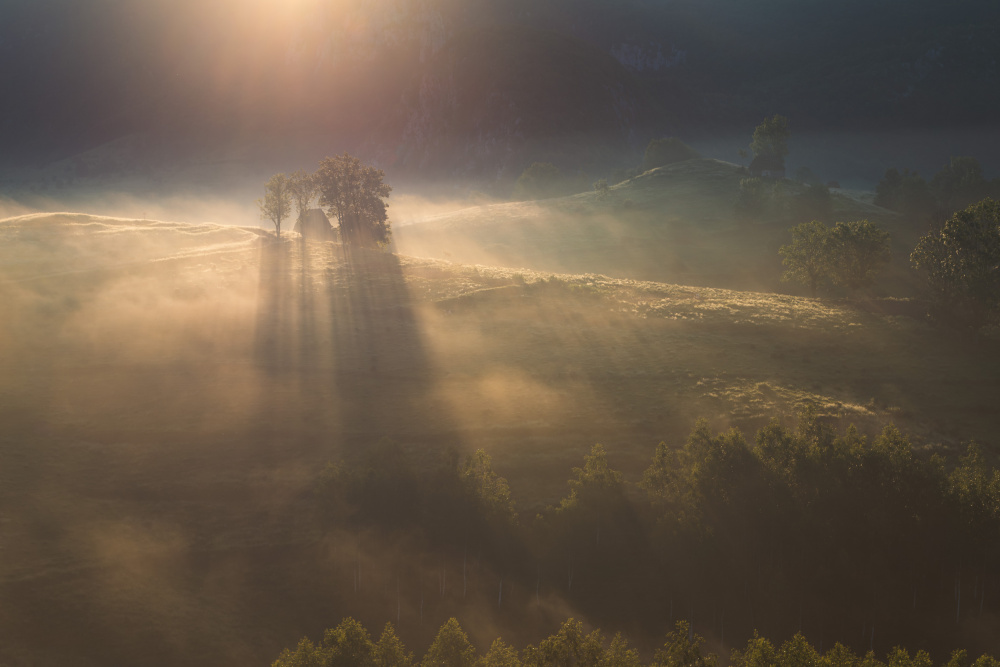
[0,214,998,665]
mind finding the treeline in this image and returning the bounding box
[274,614,1000,667]
[776,196,1000,331]
[875,157,1000,223]
[312,415,1000,659]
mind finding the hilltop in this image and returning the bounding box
[395,158,915,293]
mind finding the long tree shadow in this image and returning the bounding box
[324,244,437,447]
[254,239,438,455]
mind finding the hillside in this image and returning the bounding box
[1,212,998,664]
[395,158,914,294]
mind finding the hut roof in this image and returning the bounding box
[293,208,336,240]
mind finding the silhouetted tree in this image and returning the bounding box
[315,153,392,248]
[651,621,717,667]
[481,639,522,667]
[911,197,1000,329]
[462,449,517,524]
[422,618,477,667]
[603,634,643,667]
[779,220,832,296]
[375,623,415,667]
[289,169,318,220]
[323,617,377,667]
[826,219,891,295]
[522,619,604,667]
[750,115,790,174]
[257,172,294,239]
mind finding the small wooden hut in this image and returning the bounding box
[293,208,337,241]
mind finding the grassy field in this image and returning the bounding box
[1,212,998,665]
[395,159,921,296]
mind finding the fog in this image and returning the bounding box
[4,139,1000,663]
[0,210,655,663]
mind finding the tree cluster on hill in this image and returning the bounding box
[749,115,790,178]
[778,196,1000,331]
[779,219,891,296]
[735,117,833,223]
[256,154,392,248]
[309,415,1000,659]
[911,197,1000,330]
[875,157,1000,222]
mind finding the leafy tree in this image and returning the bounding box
[911,197,1000,329]
[779,220,832,296]
[481,639,522,667]
[948,444,1000,550]
[375,623,414,667]
[731,632,776,667]
[522,619,604,667]
[821,643,861,667]
[272,637,330,667]
[289,170,318,220]
[602,634,641,667]
[640,441,677,510]
[558,444,625,513]
[462,449,517,523]
[315,153,392,248]
[826,219,891,295]
[886,647,933,667]
[776,634,821,667]
[641,138,700,172]
[323,617,377,667]
[750,115,790,167]
[273,617,377,667]
[257,172,294,240]
[652,621,717,667]
[422,618,477,667]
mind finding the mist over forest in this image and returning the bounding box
[2,1,1000,666]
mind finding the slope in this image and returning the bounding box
[394,158,912,294]
[1,213,997,664]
